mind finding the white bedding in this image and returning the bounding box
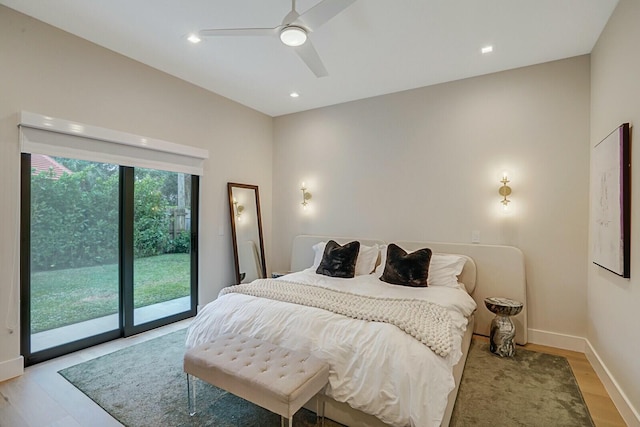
[185,269,477,427]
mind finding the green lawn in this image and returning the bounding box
[31,253,190,333]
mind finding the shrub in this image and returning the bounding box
[30,167,119,271]
[30,164,186,271]
[168,230,191,254]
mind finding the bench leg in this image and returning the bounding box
[316,394,326,427]
[279,416,293,427]
[187,374,197,416]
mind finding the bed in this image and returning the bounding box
[186,235,527,426]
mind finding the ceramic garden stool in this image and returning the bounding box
[484,297,523,357]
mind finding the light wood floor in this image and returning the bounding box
[0,319,191,427]
[0,323,628,427]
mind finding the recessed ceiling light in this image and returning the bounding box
[187,33,202,44]
[290,92,300,98]
[481,45,493,54]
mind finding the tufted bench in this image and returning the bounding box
[183,333,330,426]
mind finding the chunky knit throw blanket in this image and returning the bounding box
[220,279,453,357]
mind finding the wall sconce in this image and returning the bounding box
[499,172,512,211]
[233,198,244,220]
[301,182,312,209]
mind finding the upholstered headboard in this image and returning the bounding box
[289,235,528,345]
[397,241,527,344]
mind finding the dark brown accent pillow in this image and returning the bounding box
[316,240,360,278]
[380,243,432,287]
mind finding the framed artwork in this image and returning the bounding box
[592,123,630,278]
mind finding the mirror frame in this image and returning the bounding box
[227,182,267,285]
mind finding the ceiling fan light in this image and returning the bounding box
[187,33,201,44]
[280,26,307,47]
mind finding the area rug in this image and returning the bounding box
[450,340,594,426]
[59,329,338,427]
[59,330,594,427]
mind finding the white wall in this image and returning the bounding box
[590,0,640,422]
[273,56,591,344]
[0,6,273,380]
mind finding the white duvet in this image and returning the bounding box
[185,269,477,427]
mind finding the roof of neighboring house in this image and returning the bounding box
[31,154,72,179]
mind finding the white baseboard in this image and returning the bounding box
[585,340,640,427]
[0,356,24,382]
[527,328,586,352]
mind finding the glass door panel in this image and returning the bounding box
[133,168,192,325]
[29,156,120,352]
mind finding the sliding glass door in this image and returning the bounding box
[131,168,194,327]
[27,156,120,354]
[21,154,198,365]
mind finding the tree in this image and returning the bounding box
[133,175,170,258]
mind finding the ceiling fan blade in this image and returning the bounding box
[282,9,300,26]
[294,41,328,77]
[296,0,356,29]
[199,27,278,37]
[282,0,300,25]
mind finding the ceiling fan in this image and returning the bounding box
[197,0,356,77]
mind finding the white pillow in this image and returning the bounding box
[355,243,379,275]
[311,241,380,276]
[428,253,467,288]
[311,241,327,269]
[374,244,388,276]
[374,246,466,288]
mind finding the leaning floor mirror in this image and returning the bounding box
[227,182,266,284]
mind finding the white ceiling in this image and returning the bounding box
[1,0,618,117]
